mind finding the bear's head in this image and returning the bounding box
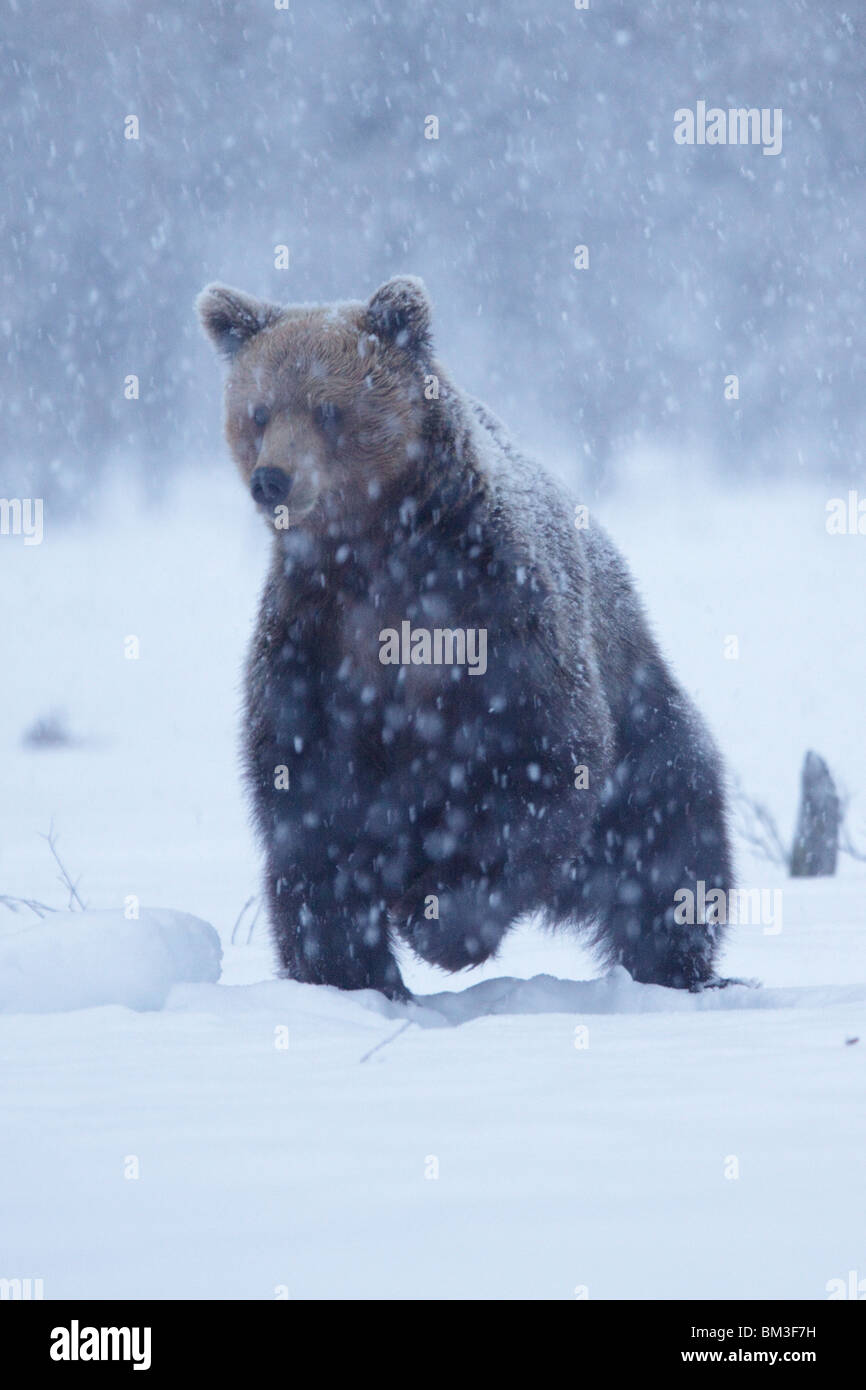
[197,276,435,528]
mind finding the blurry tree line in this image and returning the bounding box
[2,0,863,511]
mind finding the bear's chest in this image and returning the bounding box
[331,583,492,718]
[264,541,550,777]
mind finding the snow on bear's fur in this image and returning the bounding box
[198,275,732,999]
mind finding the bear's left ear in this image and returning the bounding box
[196,283,281,360]
[366,276,432,356]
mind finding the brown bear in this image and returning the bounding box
[197,275,732,1000]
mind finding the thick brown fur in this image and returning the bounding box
[198,275,732,999]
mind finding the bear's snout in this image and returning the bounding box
[250,466,292,508]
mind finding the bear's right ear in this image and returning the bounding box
[366,276,433,357]
[196,284,281,360]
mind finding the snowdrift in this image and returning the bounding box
[0,908,222,1014]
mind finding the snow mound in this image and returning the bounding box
[0,909,222,1014]
[414,967,866,1025]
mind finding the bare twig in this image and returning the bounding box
[39,821,86,911]
[230,894,262,945]
[359,1019,413,1064]
[0,894,56,919]
[840,824,866,863]
[835,780,866,862]
[734,783,790,869]
[246,900,262,944]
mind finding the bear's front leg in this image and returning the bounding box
[263,854,410,1001]
[392,867,520,972]
[610,906,721,991]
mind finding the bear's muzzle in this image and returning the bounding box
[250,466,292,508]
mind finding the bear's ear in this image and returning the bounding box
[196,283,281,359]
[366,275,432,356]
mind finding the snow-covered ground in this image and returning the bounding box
[1,468,864,1299]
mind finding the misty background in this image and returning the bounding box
[3,3,866,1306]
[3,0,863,512]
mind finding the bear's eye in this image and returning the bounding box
[313,402,342,434]
[252,404,270,428]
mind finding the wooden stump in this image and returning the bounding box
[790,751,839,877]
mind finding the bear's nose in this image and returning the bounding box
[250,466,292,507]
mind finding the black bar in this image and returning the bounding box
[3,1299,862,1374]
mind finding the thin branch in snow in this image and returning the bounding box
[230,895,262,945]
[733,783,791,870]
[0,894,56,919]
[359,1019,413,1064]
[39,821,87,911]
[839,825,866,863]
[834,782,866,863]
